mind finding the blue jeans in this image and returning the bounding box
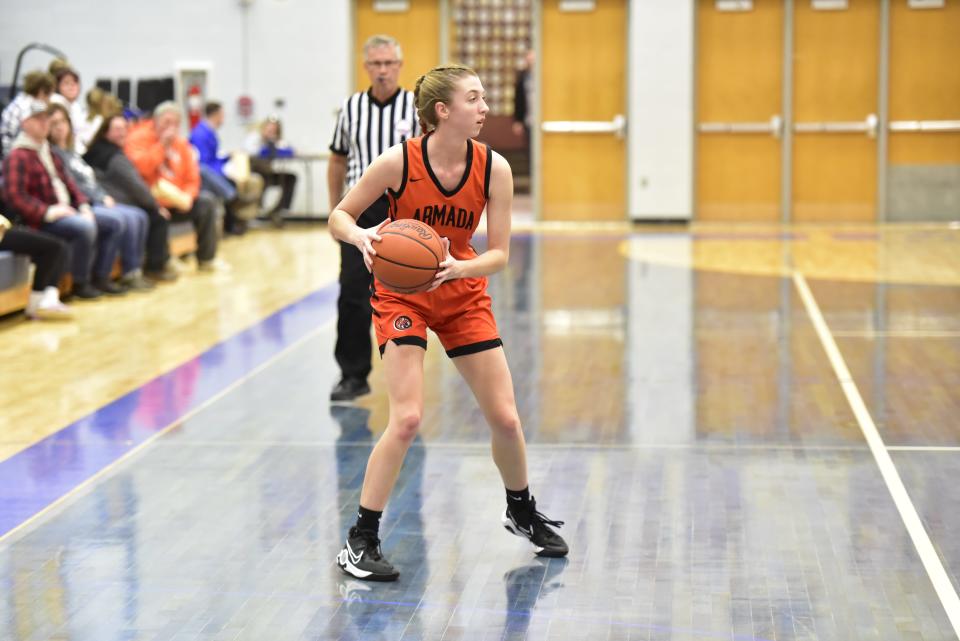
[94,203,148,273]
[42,212,121,283]
[200,165,237,202]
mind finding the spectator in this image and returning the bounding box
[0,214,73,319]
[190,101,263,235]
[2,99,122,299]
[76,87,122,155]
[47,103,154,291]
[512,48,535,179]
[512,48,535,140]
[1,70,55,158]
[125,101,221,271]
[48,60,90,153]
[245,115,297,224]
[85,114,178,282]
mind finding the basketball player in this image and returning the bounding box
[329,64,568,581]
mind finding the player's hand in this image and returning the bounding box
[428,237,461,291]
[357,219,389,272]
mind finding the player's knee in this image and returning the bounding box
[490,410,522,439]
[390,410,422,443]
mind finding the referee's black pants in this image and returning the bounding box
[335,195,389,383]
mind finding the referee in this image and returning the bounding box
[327,34,420,402]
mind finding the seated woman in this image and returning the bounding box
[48,103,153,291]
[0,214,72,319]
[245,115,297,224]
[84,113,177,283]
[48,59,90,154]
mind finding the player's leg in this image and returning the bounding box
[336,340,426,581]
[452,347,568,558]
[360,341,426,509]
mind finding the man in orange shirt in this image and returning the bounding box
[125,101,219,274]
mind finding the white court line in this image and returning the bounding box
[887,446,960,453]
[793,271,960,637]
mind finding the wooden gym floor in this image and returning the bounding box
[1,220,958,640]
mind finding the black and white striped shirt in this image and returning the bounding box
[329,88,420,189]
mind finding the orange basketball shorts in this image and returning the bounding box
[372,275,502,358]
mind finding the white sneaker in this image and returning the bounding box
[26,296,73,320]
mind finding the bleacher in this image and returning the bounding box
[0,251,30,316]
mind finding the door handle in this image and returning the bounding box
[697,114,783,138]
[542,114,627,139]
[794,114,879,138]
[888,119,960,132]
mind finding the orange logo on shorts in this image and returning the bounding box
[394,316,413,331]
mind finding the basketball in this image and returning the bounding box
[371,219,446,293]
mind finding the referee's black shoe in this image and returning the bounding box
[502,498,569,558]
[336,527,399,581]
[330,378,371,403]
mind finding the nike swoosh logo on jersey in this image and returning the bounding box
[346,542,364,565]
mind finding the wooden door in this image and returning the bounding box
[792,1,880,222]
[354,0,440,93]
[887,0,960,221]
[541,0,627,221]
[696,0,784,221]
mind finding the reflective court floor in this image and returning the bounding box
[1,223,959,640]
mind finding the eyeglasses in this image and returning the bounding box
[365,60,400,69]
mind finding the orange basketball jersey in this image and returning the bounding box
[387,133,491,261]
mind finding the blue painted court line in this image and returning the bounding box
[0,282,340,541]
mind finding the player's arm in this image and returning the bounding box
[328,145,404,269]
[434,151,512,286]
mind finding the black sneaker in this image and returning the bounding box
[269,208,287,228]
[94,278,127,296]
[336,527,399,581]
[72,282,103,300]
[330,378,371,403]
[502,498,569,558]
